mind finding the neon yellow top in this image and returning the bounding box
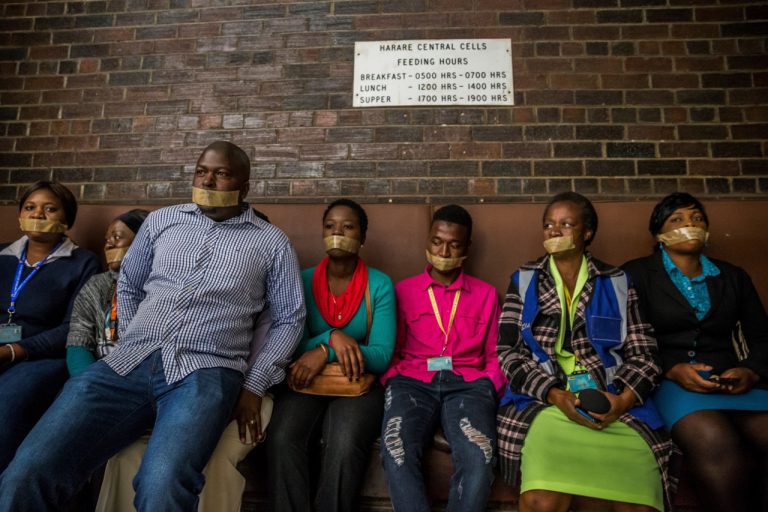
[548,255,589,376]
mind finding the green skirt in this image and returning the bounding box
[521,406,663,511]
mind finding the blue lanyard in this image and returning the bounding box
[8,241,61,317]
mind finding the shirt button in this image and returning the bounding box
[687,350,696,358]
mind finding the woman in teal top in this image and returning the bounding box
[266,199,396,512]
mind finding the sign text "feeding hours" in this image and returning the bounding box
[353,39,514,107]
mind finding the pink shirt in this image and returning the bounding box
[381,266,506,393]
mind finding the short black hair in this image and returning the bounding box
[323,198,368,238]
[544,192,598,246]
[649,192,709,236]
[19,180,79,228]
[201,141,251,180]
[115,209,150,235]
[432,204,472,240]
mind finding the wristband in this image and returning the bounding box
[7,343,16,363]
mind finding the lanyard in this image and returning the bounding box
[8,241,61,319]
[427,285,461,356]
[104,287,118,341]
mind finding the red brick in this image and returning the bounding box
[313,111,338,127]
[659,142,709,158]
[449,143,501,160]
[95,28,135,42]
[551,74,599,89]
[424,127,471,142]
[695,6,745,22]
[651,74,699,89]
[57,135,99,150]
[354,15,403,30]
[664,108,688,123]
[627,126,676,140]
[277,128,325,144]
[300,144,348,160]
[625,57,673,72]
[688,160,741,176]
[671,24,720,38]
[638,42,660,56]
[573,58,623,73]
[621,25,669,39]
[546,10,595,24]
[349,144,399,160]
[28,45,69,59]
[602,73,649,89]
[399,144,450,160]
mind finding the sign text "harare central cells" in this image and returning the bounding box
[378,41,488,52]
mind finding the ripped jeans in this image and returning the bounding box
[380,372,497,512]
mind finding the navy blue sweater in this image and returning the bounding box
[0,241,100,359]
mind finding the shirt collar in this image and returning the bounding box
[661,246,720,281]
[180,202,263,228]
[418,264,470,292]
[0,236,77,266]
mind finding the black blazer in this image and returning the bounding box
[622,251,768,386]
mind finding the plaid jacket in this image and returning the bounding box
[496,254,678,510]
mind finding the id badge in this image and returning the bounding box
[427,356,453,371]
[0,323,22,344]
[567,371,597,392]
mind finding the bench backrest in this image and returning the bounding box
[2,201,766,302]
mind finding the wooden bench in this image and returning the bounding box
[3,200,766,511]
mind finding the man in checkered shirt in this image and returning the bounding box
[0,141,306,511]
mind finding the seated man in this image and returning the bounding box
[380,205,505,512]
[0,141,305,512]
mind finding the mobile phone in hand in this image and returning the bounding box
[575,407,599,424]
[709,375,738,386]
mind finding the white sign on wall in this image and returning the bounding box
[353,39,514,107]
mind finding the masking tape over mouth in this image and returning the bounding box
[543,235,576,254]
[19,218,67,233]
[192,187,241,207]
[656,227,709,246]
[323,235,361,254]
[105,247,129,264]
[425,250,466,272]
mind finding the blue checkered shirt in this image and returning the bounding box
[104,204,305,395]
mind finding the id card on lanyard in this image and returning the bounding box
[2,241,60,344]
[426,285,460,372]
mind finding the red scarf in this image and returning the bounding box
[311,256,368,328]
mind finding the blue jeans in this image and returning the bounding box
[0,359,69,472]
[0,350,243,512]
[381,373,498,512]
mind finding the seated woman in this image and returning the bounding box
[87,210,274,512]
[497,192,674,512]
[266,199,396,512]
[0,180,100,471]
[623,192,768,512]
[66,209,151,374]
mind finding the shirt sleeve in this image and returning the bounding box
[244,242,306,396]
[67,345,96,376]
[117,221,153,337]
[735,267,768,380]
[20,252,101,359]
[497,274,560,403]
[613,284,661,403]
[358,274,396,375]
[66,274,101,350]
[482,290,506,393]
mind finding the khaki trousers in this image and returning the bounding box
[96,394,274,512]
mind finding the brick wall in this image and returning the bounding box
[0,0,766,204]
